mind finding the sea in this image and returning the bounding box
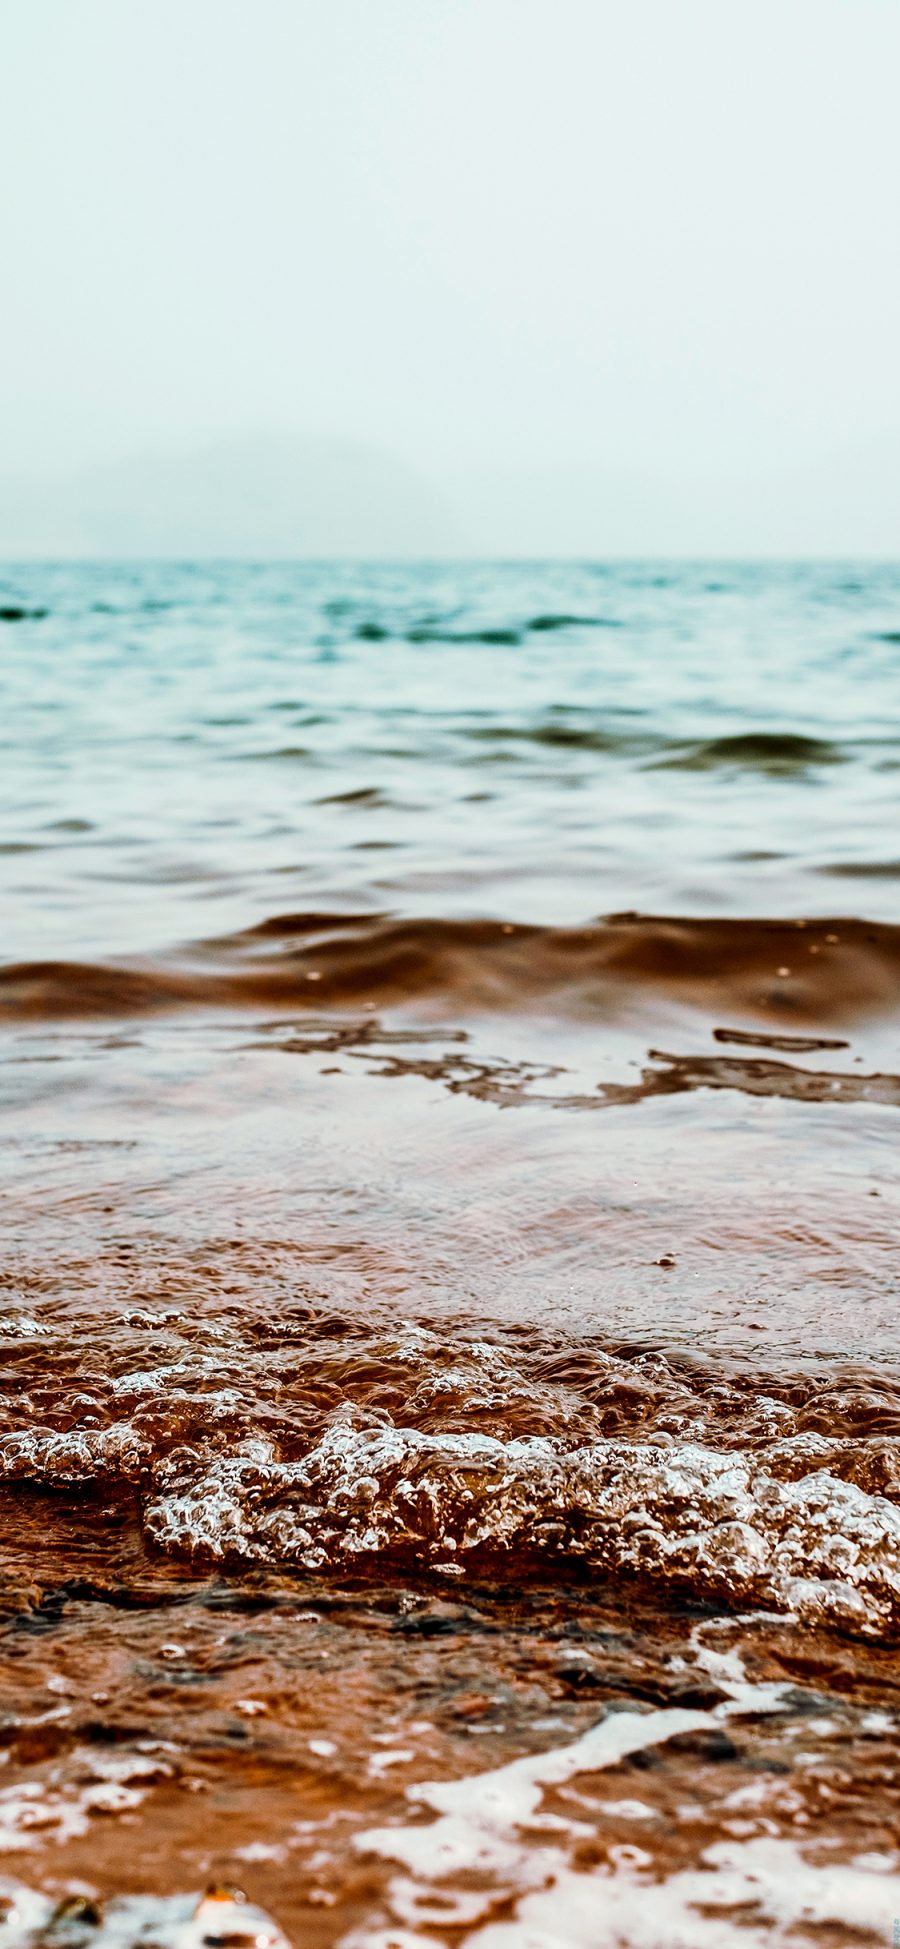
[1,559,899,1946]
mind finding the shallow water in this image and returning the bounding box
[1,562,899,1943]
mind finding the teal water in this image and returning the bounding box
[2,560,900,967]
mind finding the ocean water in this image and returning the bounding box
[1,561,899,1945]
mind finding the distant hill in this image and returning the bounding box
[5,432,895,559]
[0,434,462,557]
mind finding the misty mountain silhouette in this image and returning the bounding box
[0,435,461,557]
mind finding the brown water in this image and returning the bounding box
[1,562,900,1945]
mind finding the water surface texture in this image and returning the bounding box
[2,562,900,1946]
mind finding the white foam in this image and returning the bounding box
[0,1421,152,1483]
[459,1840,900,1948]
[346,1637,899,1948]
[5,1335,900,1636]
[0,1749,174,1853]
[144,1415,900,1634]
[597,1799,657,1819]
[366,1705,711,1883]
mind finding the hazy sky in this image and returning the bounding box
[2,0,900,552]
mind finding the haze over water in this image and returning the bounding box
[2,562,900,1946]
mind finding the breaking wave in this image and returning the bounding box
[142,1417,900,1635]
[3,1324,900,1638]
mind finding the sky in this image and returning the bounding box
[2,0,899,554]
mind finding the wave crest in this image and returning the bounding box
[140,1415,900,1635]
[2,912,899,1023]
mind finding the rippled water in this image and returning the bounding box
[1,562,899,1944]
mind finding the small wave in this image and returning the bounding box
[462,719,639,753]
[242,743,312,761]
[457,716,849,766]
[316,786,390,806]
[527,612,618,632]
[142,1416,900,1635]
[0,959,199,1018]
[655,732,845,774]
[3,1323,900,1636]
[406,626,522,646]
[2,912,899,1024]
[354,614,618,644]
[4,1407,898,1634]
[818,858,900,879]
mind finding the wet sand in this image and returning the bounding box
[2,1003,899,1942]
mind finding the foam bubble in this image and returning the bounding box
[144,1415,900,1635]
